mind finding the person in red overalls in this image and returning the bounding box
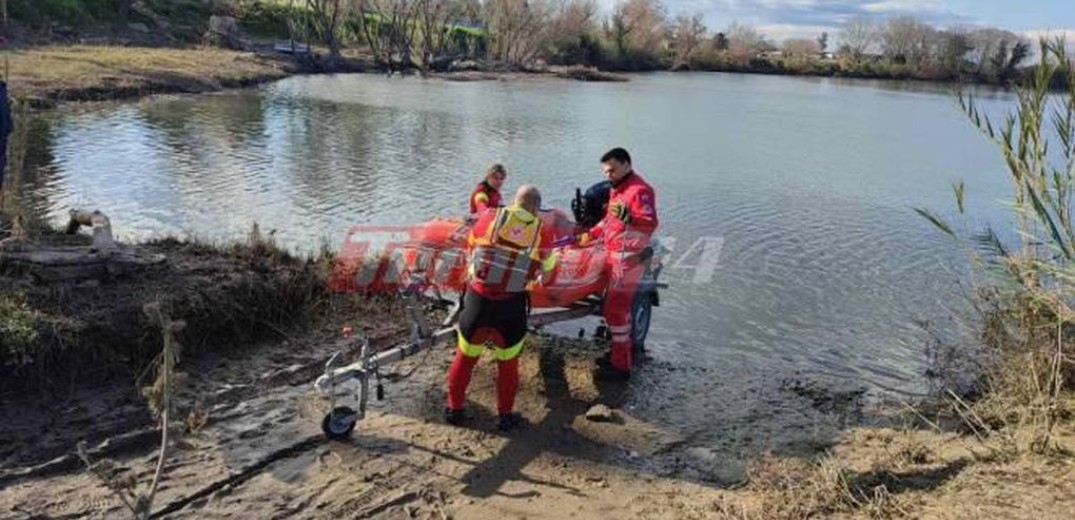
[578,148,658,381]
[469,163,507,214]
[447,185,559,430]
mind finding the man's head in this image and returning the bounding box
[514,184,542,214]
[600,148,632,184]
[486,163,507,191]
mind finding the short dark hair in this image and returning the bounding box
[600,148,631,165]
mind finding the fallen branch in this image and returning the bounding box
[75,302,184,519]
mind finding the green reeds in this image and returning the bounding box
[918,38,1075,454]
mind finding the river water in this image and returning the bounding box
[14,72,1020,452]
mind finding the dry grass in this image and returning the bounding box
[917,38,1075,456]
[5,45,295,106]
[0,224,335,389]
[716,452,912,520]
[707,418,1075,520]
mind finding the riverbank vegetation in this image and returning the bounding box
[917,38,1075,455]
[4,0,1061,86]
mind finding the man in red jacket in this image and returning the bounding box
[447,185,558,430]
[579,148,658,380]
[469,163,506,214]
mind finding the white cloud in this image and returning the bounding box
[861,0,947,14]
[756,23,838,41]
[1020,29,1075,60]
[1022,29,1075,46]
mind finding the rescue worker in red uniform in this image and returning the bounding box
[469,163,507,214]
[578,148,658,380]
[447,185,559,430]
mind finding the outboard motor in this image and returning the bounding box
[571,180,611,230]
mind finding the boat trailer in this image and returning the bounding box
[314,254,665,439]
[312,284,613,439]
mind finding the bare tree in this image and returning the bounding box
[606,0,667,65]
[414,0,459,71]
[970,27,1009,73]
[546,0,599,64]
[880,15,937,67]
[485,0,553,66]
[970,27,1030,81]
[841,16,876,59]
[936,27,974,74]
[306,0,351,69]
[666,12,707,69]
[549,0,597,37]
[725,22,765,63]
[782,38,820,58]
[357,0,421,72]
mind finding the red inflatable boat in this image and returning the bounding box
[328,208,615,308]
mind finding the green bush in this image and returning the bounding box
[239,1,304,39]
[10,0,105,27]
[0,294,39,367]
[144,0,212,29]
[8,0,207,30]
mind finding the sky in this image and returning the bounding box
[596,0,1075,43]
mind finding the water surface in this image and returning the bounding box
[15,72,1021,450]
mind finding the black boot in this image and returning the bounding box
[497,412,523,431]
[594,364,631,382]
[444,407,467,426]
[595,352,615,370]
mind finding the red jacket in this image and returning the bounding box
[588,171,658,254]
[469,181,502,214]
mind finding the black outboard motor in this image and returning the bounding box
[571,180,611,230]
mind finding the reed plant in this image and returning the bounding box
[917,38,1075,454]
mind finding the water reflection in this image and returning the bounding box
[18,73,1022,406]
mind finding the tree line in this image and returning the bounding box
[290,0,1036,83]
[8,0,1042,84]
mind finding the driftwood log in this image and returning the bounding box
[0,210,166,283]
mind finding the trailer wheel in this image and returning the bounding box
[631,289,653,355]
[322,406,357,440]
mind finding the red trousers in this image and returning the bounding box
[446,290,526,415]
[446,352,519,415]
[603,259,646,372]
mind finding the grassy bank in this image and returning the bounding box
[4,45,301,108]
[0,227,334,390]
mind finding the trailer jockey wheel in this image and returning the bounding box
[322,406,358,440]
[631,290,652,356]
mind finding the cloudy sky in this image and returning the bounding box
[597,0,1075,42]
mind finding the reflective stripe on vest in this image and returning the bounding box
[469,207,544,289]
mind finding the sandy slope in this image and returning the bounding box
[3,310,1074,519]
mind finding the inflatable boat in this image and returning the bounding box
[314,183,666,438]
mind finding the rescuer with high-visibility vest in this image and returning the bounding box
[447,185,558,431]
[469,163,506,214]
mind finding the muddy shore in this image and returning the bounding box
[3,44,1075,517]
[2,229,1075,519]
